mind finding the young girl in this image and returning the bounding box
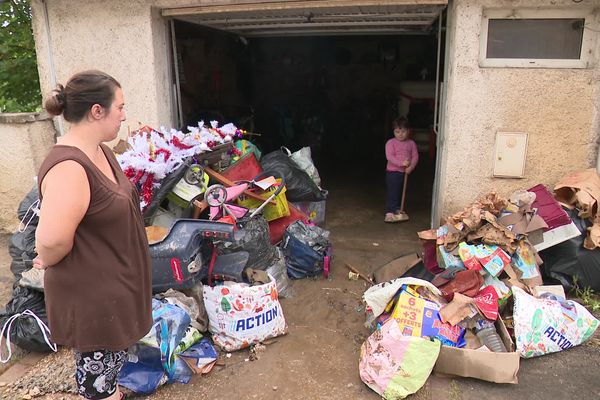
[384,117,418,223]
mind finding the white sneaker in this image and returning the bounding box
[395,212,409,222]
[385,213,401,223]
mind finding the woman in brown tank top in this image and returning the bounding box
[35,71,152,400]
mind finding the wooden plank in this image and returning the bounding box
[192,199,209,219]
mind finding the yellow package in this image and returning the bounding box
[237,179,290,221]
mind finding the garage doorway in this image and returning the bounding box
[163,2,447,242]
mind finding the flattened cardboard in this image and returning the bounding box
[498,209,548,235]
[533,221,581,252]
[554,169,600,248]
[533,285,566,298]
[584,214,600,250]
[112,139,131,154]
[554,169,600,211]
[145,226,169,244]
[418,229,437,240]
[439,293,478,326]
[372,253,422,283]
[434,317,520,384]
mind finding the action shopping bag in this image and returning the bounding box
[513,286,598,358]
[203,276,287,351]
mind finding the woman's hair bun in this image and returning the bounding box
[44,84,66,116]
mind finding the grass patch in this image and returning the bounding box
[572,277,600,316]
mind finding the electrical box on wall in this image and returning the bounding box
[493,132,528,178]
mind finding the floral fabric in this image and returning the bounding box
[74,349,128,399]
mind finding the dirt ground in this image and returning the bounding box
[1,162,600,399]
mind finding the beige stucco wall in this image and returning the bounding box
[30,0,174,137]
[0,114,56,233]
[437,0,600,220]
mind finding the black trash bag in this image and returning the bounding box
[0,286,53,353]
[10,226,37,258]
[216,215,278,270]
[142,163,188,225]
[10,258,33,280]
[539,208,600,292]
[260,150,326,202]
[17,186,40,222]
[10,187,40,280]
[12,186,40,260]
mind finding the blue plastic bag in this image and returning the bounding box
[283,233,331,279]
[119,344,166,394]
[119,300,192,393]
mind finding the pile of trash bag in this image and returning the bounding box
[1,186,55,356]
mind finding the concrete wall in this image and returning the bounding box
[0,114,56,233]
[30,0,174,136]
[437,0,600,219]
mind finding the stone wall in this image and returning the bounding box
[0,113,56,232]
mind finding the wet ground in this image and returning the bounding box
[1,158,599,399]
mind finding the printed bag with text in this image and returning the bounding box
[203,275,287,351]
[513,286,599,358]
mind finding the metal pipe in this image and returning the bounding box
[41,0,65,135]
[433,12,442,135]
[170,19,184,128]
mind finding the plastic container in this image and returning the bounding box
[474,318,507,352]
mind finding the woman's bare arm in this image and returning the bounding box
[35,160,90,267]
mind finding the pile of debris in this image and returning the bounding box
[0,121,334,397]
[357,175,600,399]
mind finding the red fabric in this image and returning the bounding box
[421,240,444,274]
[528,184,572,230]
[434,270,484,302]
[221,153,263,182]
[268,203,307,244]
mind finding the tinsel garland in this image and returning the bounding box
[117,121,244,210]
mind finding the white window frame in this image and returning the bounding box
[479,8,597,69]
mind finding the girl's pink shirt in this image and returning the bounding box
[385,138,419,173]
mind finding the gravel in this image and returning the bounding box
[0,348,77,399]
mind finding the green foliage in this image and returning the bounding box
[0,0,42,113]
[573,276,600,315]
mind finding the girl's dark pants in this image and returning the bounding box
[385,171,405,214]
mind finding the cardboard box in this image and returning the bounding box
[391,289,464,346]
[437,246,465,270]
[372,253,421,283]
[434,317,520,384]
